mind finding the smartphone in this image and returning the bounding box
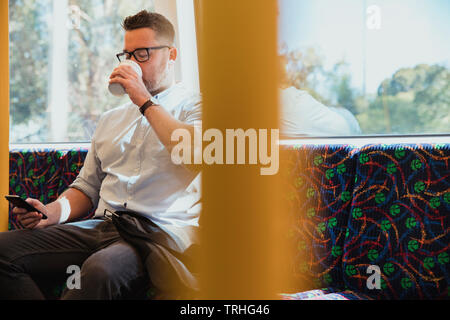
[5,195,48,220]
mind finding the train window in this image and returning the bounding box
[9,0,163,143]
[10,1,448,142]
[279,0,449,137]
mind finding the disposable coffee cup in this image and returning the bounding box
[108,60,143,96]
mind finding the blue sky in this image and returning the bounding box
[279,0,450,94]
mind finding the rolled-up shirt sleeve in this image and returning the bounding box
[178,96,202,170]
[182,99,202,126]
[69,118,106,209]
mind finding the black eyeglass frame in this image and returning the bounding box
[116,46,171,63]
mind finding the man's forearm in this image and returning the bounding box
[143,104,195,152]
[45,187,93,225]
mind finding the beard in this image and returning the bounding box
[144,78,160,95]
[144,63,171,96]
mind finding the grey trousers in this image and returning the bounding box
[0,218,148,300]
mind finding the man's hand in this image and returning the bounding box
[12,198,52,230]
[109,65,151,107]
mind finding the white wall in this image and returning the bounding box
[154,0,200,93]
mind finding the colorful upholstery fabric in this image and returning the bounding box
[279,288,336,300]
[8,147,94,230]
[305,291,372,300]
[306,293,350,300]
[282,143,449,300]
[342,144,449,300]
[7,144,449,300]
[279,288,372,300]
[282,144,357,292]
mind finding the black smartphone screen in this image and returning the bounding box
[5,195,48,220]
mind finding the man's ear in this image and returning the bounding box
[169,47,178,64]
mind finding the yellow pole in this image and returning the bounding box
[197,0,289,299]
[0,0,9,232]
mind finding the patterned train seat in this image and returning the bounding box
[7,144,449,299]
[282,144,358,292]
[342,144,449,299]
[8,147,93,230]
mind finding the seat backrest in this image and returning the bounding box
[8,147,94,230]
[342,144,449,299]
[282,144,358,291]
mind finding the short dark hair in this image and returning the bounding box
[122,10,175,45]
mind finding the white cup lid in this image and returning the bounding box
[119,59,143,77]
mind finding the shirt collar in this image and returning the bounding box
[153,82,180,101]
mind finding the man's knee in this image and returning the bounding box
[79,256,116,286]
[60,257,115,299]
[77,246,140,289]
[62,247,144,299]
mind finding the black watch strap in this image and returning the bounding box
[139,99,155,115]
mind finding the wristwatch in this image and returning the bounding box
[139,97,158,115]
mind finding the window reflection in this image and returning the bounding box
[279,0,450,136]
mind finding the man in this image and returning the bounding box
[0,10,201,299]
[278,55,362,137]
[280,86,362,137]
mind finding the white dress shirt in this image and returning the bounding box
[280,86,362,136]
[70,82,202,229]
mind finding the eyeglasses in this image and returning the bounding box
[116,46,171,63]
